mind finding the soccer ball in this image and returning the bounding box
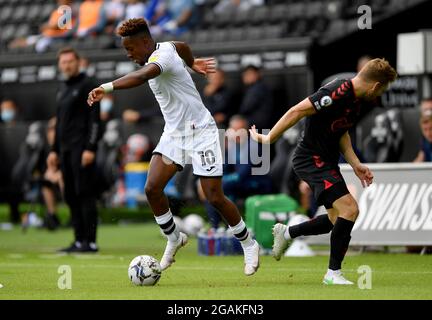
[128,255,162,286]
[173,215,185,233]
[183,213,204,236]
[288,213,309,227]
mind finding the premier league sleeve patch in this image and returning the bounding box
[320,95,333,108]
[308,91,333,112]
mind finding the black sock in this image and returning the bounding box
[329,217,354,270]
[288,214,334,239]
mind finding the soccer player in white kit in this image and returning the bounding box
[88,18,260,276]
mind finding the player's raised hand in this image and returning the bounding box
[353,163,374,188]
[192,57,216,76]
[87,87,105,106]
[249,125,271,144]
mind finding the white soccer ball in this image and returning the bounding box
[183,213,204,236]
[128,255,162,286]
[173,215,185,232]
[288,214,310,227]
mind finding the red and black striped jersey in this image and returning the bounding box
[296,78,361,164]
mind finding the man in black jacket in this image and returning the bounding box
[47,47,101,253]
[202,68,232,127]
[238,65,273,130]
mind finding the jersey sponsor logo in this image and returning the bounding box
[331,117,354,132]
[314,101,321,110]
[320,96,333,108]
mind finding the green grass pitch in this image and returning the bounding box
[1,223,431,300]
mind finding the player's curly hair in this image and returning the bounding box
[117,18,151,37]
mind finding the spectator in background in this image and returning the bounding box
[238,65,273,130]
[124,0,146,20]
[321,55,373,85]
[152,0,197,36]
[420,98,432,115]
[37,0,76,52]
[122,107,162,123]
[122,109,142,123]
[0,98,22,223]
[79,56,91,74]
[106,0,160,35]
[198,115,272,229]
[99,94,116,142]
[104,0,126,34]
[76,0,107,38]
[409,99,432,254]
[9,0,77,53]
[414,99,432,162]
[202,68,232,127]
[124,0,159,21]
[357,55,373,72]
[100,94,115,124]
[106,0,126,23]
[0,98,20,125]
[42,117,64,230]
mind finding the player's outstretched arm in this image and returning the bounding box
[87,63,161,106]
[249,98,316,144]
[173,41,216,76]
[339,131,373,187]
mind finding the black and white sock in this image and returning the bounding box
[285,214,334,240]
[230,219,254,248]
[155,210,179,242]
[329,217,354,271]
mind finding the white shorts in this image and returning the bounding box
[153,123,223,177]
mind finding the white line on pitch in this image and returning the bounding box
[1,263,432,275]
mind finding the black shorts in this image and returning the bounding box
[292,153,349,209]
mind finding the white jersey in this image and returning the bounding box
[147,42,214,137]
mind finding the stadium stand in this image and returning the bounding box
[0,0,422,53]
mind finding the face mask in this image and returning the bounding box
[1,109,16,122]
[60,73,71,81]
[100,99,113,113]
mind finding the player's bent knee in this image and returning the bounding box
[339,203,359,221]
[207,194,226,209]
[144,182,164,199]
[326,209,338,224]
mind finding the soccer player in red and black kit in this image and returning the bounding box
[250,58,397,285]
